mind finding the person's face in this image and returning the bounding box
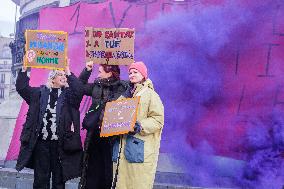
[98,66,112,79]
[52,70,67,88]
[129,69,144,84]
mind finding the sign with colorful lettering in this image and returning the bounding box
[100,97,140,137]
[25,30,68,70]
[85,27,135,65]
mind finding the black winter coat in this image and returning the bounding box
[77,69,129,189]
[15,70,83,182]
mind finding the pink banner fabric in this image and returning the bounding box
[6,0,284,161]
[6,0,168,160]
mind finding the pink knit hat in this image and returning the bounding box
[128,61,148,79]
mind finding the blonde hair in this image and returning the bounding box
[46,70,68,88]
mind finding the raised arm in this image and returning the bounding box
[78,61,93,84]
[77,61,95,96]
[65,58,85,108]
[16,67,39,105]
[65,59,94,100]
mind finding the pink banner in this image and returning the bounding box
[6,0,169,160]
[6,0,284,163]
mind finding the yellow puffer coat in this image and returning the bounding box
[113,79,164,189]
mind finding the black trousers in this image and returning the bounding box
[85,137,113,189]
[33,139,65,189]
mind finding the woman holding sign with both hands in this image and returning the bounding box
[15,58,83,189]
[112,61,164,189]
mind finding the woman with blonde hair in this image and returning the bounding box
[16,61,83,189]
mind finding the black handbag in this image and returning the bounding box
[82,103,104,131]
[63,131,82,152]
[63,108,83,152]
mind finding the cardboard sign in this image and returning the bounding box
[100,97,140,137]
[25,30,68,70]
[85,27,135,65]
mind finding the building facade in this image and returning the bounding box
[9,0,105,74]
[0,37,14,103]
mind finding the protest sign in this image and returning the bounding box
[85,27,135,65]
[25,30,68,70]
[100,97,140,137]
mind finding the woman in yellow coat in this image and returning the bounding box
[112,61,165,189]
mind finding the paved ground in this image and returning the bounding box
[0,154,243,189]
[0,167,195,189]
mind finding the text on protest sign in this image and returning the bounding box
[25,30,68,70]
[85,27,135,65]
[100,97,140,137]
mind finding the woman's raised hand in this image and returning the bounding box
[22,54,28,72]
[65,58,71,76]
[86,61,94,71]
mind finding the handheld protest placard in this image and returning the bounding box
[85,27,135,65]
[100,97,140,137]
[25,30,68,70]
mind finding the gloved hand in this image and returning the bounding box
[128,122,142,135]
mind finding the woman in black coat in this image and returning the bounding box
[77,61,129,189]
[16,63,83,189]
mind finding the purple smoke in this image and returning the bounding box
[134,0,284,188]
[241,109,284,189]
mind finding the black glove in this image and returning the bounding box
[128,122,142,135]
